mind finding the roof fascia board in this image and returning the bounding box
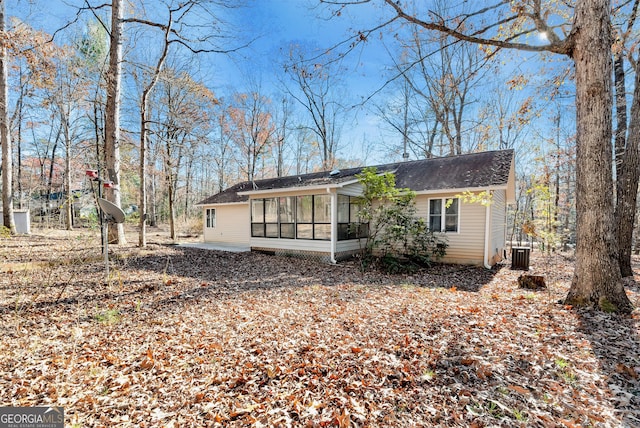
[238,183,342,196]
[236,176,388,197]
[239,183,509,198]
[413,185,508,196]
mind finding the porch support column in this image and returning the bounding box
[329,188,337,264]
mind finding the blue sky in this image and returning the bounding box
[9,0,400,163]
[7,0,573,169]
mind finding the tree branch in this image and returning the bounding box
[382,0,573,56]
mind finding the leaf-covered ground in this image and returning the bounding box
[1,228,639,427]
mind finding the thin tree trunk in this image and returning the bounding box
[105,0,126,244]
[554,112,561,242]
[165,140,176,240]
[168,175,176,240]
[184,156,192,221]
[0,0,15,234]
[139,103,148,246]
[149,143,157,227]
[139,11,172,247]
[16,83,23,210]
[564,0,632,312]
[63,115,73,230]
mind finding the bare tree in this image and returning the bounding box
[284,44,345,170]
[405,26,488,155]
[210,106,236,193]
[152,68,215,240]
[272,97,292,177]
[376,61,439,159]
[225,91,275,182]
[135,4,172,247]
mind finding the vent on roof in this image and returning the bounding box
[329,169,341,177]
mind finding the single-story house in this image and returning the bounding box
[196,149,515,267]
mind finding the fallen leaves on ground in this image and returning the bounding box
[1,229,639,427]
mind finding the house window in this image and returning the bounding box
[337,195,369,240]
[206,208,216,228]
[429,198,459,232]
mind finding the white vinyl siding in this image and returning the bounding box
[336,239,366,253]
[339,182,364,197]
[203,203,250,246]
[490,190,507,263]
[417,194,485,265]
[251,238,332,253]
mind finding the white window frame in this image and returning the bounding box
[206,208,216,228]
[428,197,459,233]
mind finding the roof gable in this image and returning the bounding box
[196,149,515,205]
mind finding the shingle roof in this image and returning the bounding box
[196,149,514,205]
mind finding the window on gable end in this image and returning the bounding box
[206,208,216,228]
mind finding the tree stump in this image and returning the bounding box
[518,275,546,290]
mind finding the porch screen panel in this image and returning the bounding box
[337,195,368,240]
[313,195,331,240]
[338,195,350,240]
[251,199,265,237]
[296,195,313,239]
[264,198,278,238]
[350,197,368,238]
[279,196,295,239]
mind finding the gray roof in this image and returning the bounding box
[197,149,514,205]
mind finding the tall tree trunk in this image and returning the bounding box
[554,112,561,242]
[564,0,633,312]
[139,103,148,246]
[168,174,176,240]
[62,115,73,230]
[615,54,640,277]
[165,140,176,240]
[16,88,22,210]
[105,0,126,244]
[184,156,192,221]
[47,131,60,223]
[139,10,171,247]
[14,67,24,210]
[0,0,15,234]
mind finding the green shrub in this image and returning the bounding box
[355,167,448,273]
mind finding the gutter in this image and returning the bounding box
[413,185,508,197]
[483,189,492,269]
